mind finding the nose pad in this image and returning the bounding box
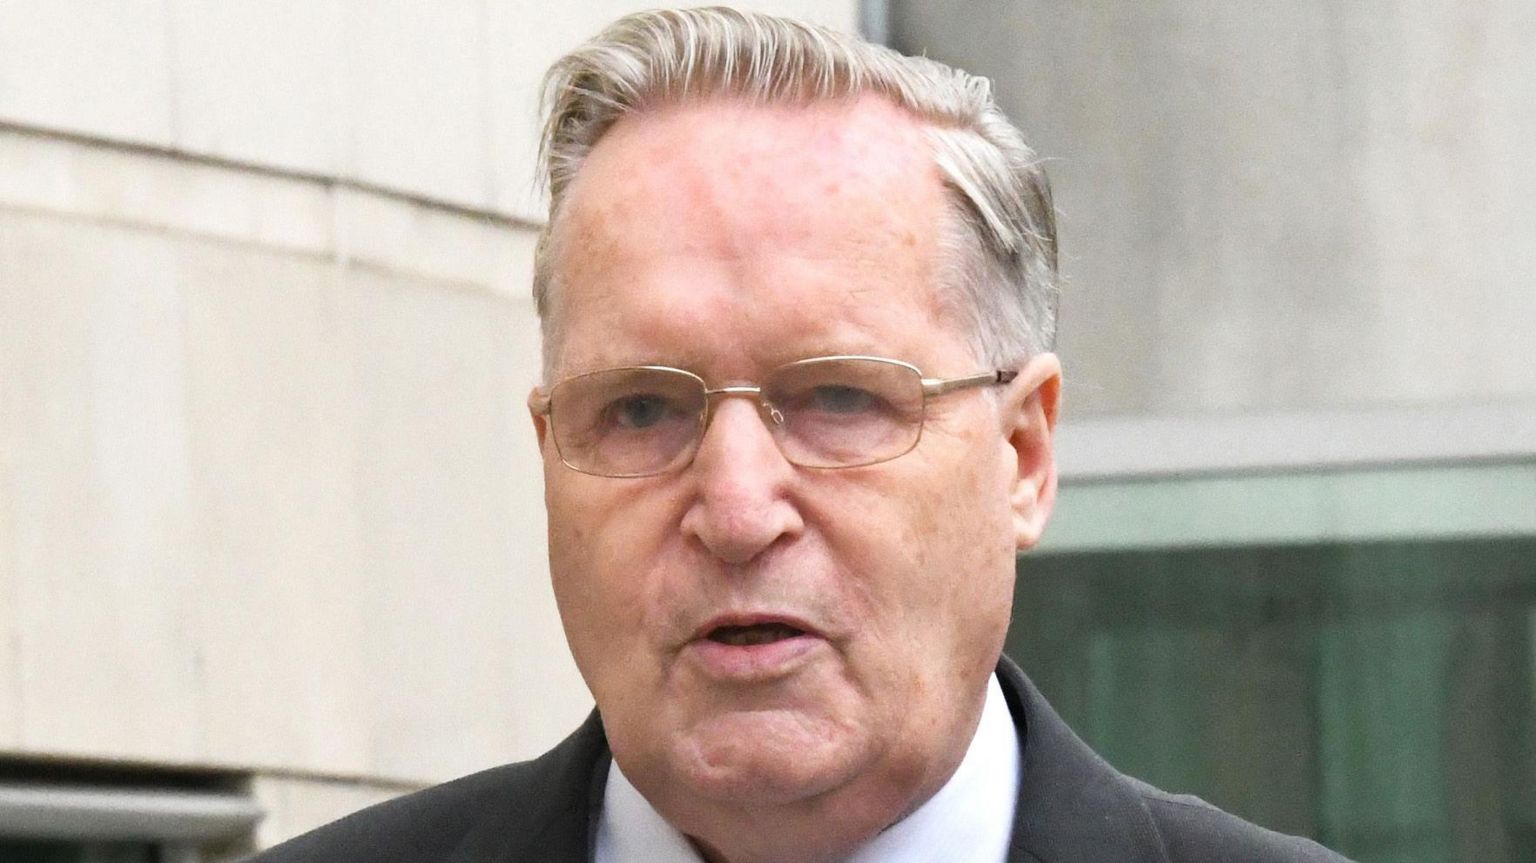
[696,396,785,465]
[763,401,785,428]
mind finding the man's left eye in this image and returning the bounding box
[807,385,876,414]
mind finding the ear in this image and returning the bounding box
[1002,353,1062,551]
[528,387,551,452]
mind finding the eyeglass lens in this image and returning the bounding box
[549,358,926,476]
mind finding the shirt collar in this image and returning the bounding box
[594,674,1021,863]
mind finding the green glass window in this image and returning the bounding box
[1008,536,1536,862]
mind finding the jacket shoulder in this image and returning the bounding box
[1130,780,1353,862]
[243,713,608,863]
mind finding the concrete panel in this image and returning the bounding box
[0,129,334,258]
[181,243,370,775]
[347,268,542,781]
[346,0,492,209]
[485,0,557,222]
[894,0,1536,417]
[1345,0,1536,405]
[1056,403,1536,481]
[0,211,202,761]
[334,186,530,296]
[0,0,176,145]
[1,0,856,219]
[0,128,546,290]
[897,1,1384,415]
[248,773,412,851]
[167,0,347,178]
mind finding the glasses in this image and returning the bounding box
[531,355,1018,478]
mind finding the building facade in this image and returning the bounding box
[0,2,856,858]
[3,1,1533,860]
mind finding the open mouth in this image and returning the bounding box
[706,622,807,647]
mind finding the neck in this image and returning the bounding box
[648,694,986,863]
[677,767,954,863]
[601,675,1011,863]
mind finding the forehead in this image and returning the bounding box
[549,95,962,375]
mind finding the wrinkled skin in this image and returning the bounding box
[533,95,1061,863]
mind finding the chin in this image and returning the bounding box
[667,707,868,805]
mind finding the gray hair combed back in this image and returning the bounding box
[535,6,1058,368]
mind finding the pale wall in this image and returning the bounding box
[892,0,1536,418]
[0,0,860,839]
[0,0,858,220]
[0,130,569,784]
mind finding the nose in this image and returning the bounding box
[679,396,803,566]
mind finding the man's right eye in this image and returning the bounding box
[608,394,674,429]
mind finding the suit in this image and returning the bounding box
[246,656,1350,862]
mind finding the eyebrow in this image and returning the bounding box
[566,339,895,377]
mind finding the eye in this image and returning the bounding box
[807,385,877,414]
[609,394,676,429]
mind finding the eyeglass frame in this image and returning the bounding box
[530,354,1020,478]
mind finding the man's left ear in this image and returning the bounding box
[1002,353,1062,551]
[528,387,551,452]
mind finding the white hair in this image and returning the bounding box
[535,6,1058,371]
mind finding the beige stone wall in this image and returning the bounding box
[0,128,571,784]
[0,0,860,847]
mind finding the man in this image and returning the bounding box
[250,7,1349,862]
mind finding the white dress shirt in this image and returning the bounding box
[595,674,1021,862]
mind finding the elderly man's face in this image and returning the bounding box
[536,96,1056,827]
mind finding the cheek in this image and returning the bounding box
[864,442,1016,660]
[545,474,704,695]
[546,481,658,670]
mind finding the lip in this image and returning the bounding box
[690,612,824,643]
[683,613,827,681]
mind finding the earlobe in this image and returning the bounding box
[1012,462,1057,550]
[1005,354,1062,551]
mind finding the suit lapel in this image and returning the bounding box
[998,656,1170,863]
[443,711,610,863]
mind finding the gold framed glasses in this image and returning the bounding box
[531,355,1018,478]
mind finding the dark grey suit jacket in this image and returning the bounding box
[247,656,1351,862]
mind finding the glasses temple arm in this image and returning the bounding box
[920,369,1018,396]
